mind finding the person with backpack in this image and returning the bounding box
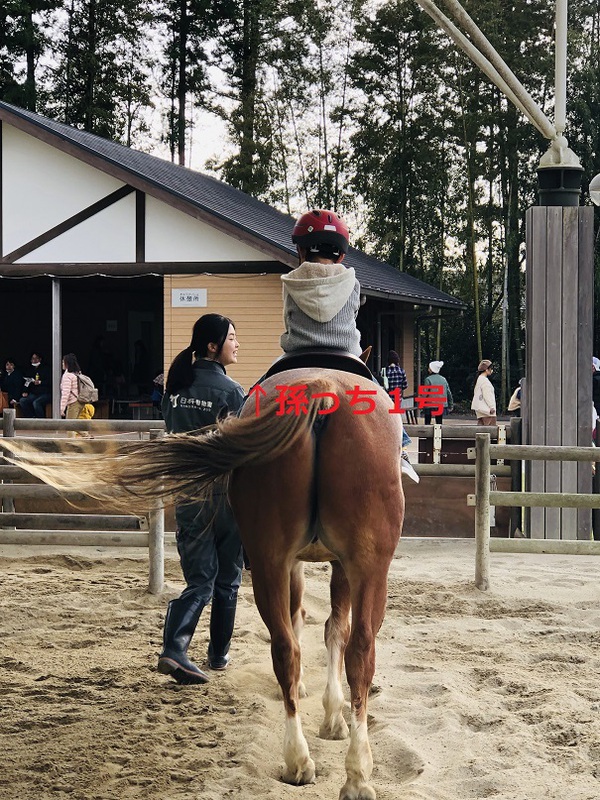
[60,353,85,420]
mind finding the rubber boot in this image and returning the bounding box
[207,602,238,670]
[157,596,210,684]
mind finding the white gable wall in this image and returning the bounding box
[2,122,277,265]
[145,197,270,262]
[17,194,136,263]
[2,125,127,255]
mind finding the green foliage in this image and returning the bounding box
[48,0,155,142]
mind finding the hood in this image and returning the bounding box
[281,262,356,323]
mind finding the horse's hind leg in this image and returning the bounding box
[340,568,390,800]
[320,559,350,740]
[290,560,308,698]
[248,558,315,786]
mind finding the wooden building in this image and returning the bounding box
[0,101,463,412]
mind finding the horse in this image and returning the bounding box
[1,369,405,800]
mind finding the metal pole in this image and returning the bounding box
[51,278,61,419]
[416,0,556,140]
[475,432,491,590]
[555,0,568,135]
[148,429,165,595]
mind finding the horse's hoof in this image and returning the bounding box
[339,780,376,800]
[282,758,316,785]
[298,680,308,698]
[319,717,349,740]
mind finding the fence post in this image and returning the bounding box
[509,416,523,537]
[2,408,16,514]
[148,429,165,595]
[593,420,600,541]
[475,432,491,591]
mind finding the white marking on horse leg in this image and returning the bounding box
[339,714,375,800]
[282,713,315,785]
[320,632,348,740]
[291,606,308,697]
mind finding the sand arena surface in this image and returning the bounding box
[0,539,599,800]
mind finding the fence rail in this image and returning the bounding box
[1,408,166,593]
[473,433,600,591]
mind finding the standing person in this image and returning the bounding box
[19,352,52,418]
[60,353,84,421]
[507,378,524,417]
[592,358,600,418]
[471,359,497,426]
[422,360,453,425]
[1,358,24,407]
[385,350,408,395]
[159,314,245,685]
[282,209,418,481]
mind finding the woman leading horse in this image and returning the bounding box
[1,367,404,800]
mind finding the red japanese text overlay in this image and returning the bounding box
[248,384,446,417]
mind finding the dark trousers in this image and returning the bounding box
[176,497,243,607]
[424,409,444,425]
[19,393,51,418]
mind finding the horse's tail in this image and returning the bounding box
[0,376,339,509]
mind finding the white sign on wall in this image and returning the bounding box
[171,288,208,307]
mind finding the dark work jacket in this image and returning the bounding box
[22,362,52,396]
[162,360,245,500]
[1,369,24,402]
[162,360,245,434]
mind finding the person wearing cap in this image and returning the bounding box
[471,359,496,426]
[422,360,453,425]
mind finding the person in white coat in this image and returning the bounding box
[471,359,496,426]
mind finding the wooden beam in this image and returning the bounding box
[1,185,135,263]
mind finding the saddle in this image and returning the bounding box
[262,348,374,383]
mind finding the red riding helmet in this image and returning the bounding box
[291,209,349,254]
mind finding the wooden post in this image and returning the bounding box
[524,206,594,540]
[509,416,522,537]
[475,433,491,591]
[1,408,16,514]
[148,429,165,595]
[593,419,600,541]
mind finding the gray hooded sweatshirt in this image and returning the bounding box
[279,262,362,356]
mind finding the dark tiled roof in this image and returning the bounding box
[0,101,464,309]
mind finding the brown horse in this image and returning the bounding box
[1,369,404,800]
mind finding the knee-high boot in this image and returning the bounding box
[158,596,210,684]
[207,600,238,670]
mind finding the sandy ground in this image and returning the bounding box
[0,538,599,800]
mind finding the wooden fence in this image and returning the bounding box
[1,408,167,594]
[470,433,600,591]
